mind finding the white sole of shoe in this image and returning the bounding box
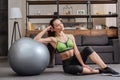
[101,73,120,77]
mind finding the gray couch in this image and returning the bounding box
[29,34,120,65]
[55,35,120,65]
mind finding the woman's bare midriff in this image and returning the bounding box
[59,49,74,60]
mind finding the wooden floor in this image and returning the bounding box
[0,59,120,80]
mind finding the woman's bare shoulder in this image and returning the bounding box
[66,34,74,38]
[49,36,57,42]
[48,37,57,48]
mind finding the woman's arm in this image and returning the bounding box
[34,26,54,44]
[70,34,85,66]
[71,34,93,70]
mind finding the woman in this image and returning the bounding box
[34,18,119,75]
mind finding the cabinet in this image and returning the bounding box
[26,0,118,37]
[26,29,118,38]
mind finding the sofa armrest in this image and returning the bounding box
[29,33,47,39]
[29,34,37,38]
[112,39,119,63]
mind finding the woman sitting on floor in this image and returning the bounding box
[34,18,119,76]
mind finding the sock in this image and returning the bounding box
[99,69,102,73]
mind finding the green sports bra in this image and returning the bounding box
[55,35,74,53]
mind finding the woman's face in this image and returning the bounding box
[53,19,64,32]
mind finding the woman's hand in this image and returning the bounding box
[82,64,93,71]
[46,25,54,32]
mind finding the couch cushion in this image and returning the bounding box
[77,46,113,53]
[74,35,82,46]
[86,53,114,64]
[82,35,108,46]
[92,46,113,53]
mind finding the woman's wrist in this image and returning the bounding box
[42,27,49,33]
[45,26,51,32]
[81,64,86,67]
[44,28,48,32]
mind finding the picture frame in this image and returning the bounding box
[77,10,85,15]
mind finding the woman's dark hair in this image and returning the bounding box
[47,18,60,57]
[49,18,58,28]
[48,18,60,37]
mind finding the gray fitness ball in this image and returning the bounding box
[8,37,50,76]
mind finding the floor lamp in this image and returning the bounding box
[10,7,22,45]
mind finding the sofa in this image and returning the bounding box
[55,35,120,65]
[29,34,120,66]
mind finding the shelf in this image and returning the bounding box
[27,1,57,5]
[27,0,117,5]
[27,14,118,19]
[26,0,118,33]
[26,29,118,38]
[90,14,118,18]
[60,14,118,18]
[27,15,57,18]
[60,0,117,4]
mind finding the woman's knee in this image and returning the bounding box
[63,65,83,74]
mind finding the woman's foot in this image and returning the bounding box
[99,67,120,77]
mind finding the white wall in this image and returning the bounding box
[104,4,116,27]
[8,0,26,48]
[93,4,116,27]
[29,4,87,23]
[92,4,105,14]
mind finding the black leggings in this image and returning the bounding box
[62,46,94,74]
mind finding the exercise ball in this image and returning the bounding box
[8,37,50,76]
